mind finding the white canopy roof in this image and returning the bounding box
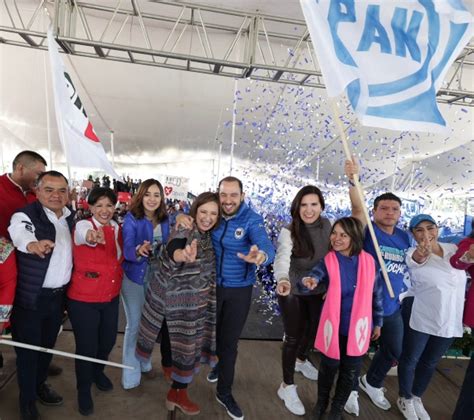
[0,0,472,198]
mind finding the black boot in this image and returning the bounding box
[309,362,338,420]
[328,365,357,420]
[78,389,94,416]
[310,400,328,420]
[20,401,41,420]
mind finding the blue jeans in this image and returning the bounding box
[365,307,404,388]
[121,271,153,389]
[398,297,454,399]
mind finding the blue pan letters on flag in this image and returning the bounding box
[300,0,474,133]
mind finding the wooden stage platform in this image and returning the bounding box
[0,331,466,419]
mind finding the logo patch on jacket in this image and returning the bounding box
[234,227,245,240]
[22,221,34,233]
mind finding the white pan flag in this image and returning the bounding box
[300,0,474,132]
[47,29,120,178]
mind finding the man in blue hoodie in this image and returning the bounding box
[178,176,275,419]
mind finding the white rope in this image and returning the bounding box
[0,339,134,370]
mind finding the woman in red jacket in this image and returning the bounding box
[67,187,123,416]
[450,224,474,420]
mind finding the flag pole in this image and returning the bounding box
[329,99,395,298]
[47,27,72,180]
[60,112,72,182]
[43,51,53,169]
[0,339,134,370]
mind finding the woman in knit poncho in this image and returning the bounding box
[136,192,220,416]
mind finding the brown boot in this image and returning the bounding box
[162,366,172,383]
[166,388,200,416]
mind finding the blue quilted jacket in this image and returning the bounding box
[211,202,275,287]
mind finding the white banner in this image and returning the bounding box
[160,175,190,200]
[47,28,120,179]
[300,0,474,132]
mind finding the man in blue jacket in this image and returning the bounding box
[178,176,275,419]
[211,176,275,419]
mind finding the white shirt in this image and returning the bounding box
[74,217,121,259]
[8,206,73,288]
[405,242,466,338]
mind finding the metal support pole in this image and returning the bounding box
[110,130,115,165]
[229,79,238,175]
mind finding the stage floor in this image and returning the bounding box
[0,331,467,419]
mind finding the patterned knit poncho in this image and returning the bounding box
[136,226,217,383]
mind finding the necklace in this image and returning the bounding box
[199,231,212,251]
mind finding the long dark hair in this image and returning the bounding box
[290,185,325,258]
[329,217,364,256]
[129,179,167,221]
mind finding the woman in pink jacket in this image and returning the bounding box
[302,217,383,420]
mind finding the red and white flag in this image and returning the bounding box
[47,28,120,179]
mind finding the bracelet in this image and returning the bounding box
[348,179,356,187]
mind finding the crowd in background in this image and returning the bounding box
[73,176,192,226]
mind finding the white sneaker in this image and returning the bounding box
[344,390,359,416]
[277,383,305,416]
[295,360,318,381]
[359,375,391,410]
[413,396,431,420]
[397,397,418,420]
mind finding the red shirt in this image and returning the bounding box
[0,174,36,316]
[0,173,36,238]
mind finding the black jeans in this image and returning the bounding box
[158,319,172,367]
[215,285,253,396]
[67,296,120,393]
[452,350,474,420]
[320,335,363,411]
[278,293,323,385]
[11,288,65,406]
